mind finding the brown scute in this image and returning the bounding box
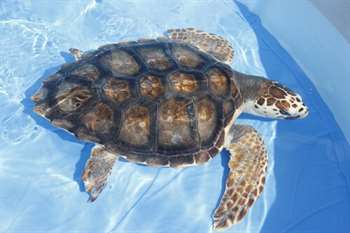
[169,72,199,93]
[169,155,194,168]
[99,49,139,76]
[103,79,131,103]
[138,47,171,70]
[52,119,74,130]
[158,98,194,148]
[207,68,229,96]
[172,45,204,68]
[76,128,100,142]
[266,98,276,106]
[139,75,164,99]
[55,81,80,99]
[119,105,150,146]
[82,103,114,134]
[55,83,93,112]
[196,98,217,144]
[269,86,286,98]
[31,87,48,103]
[223,99,234,116]
[231,81,239,97]
[194,151,211,164]
[71,64,100,81]
[208,146,219,157]
[145,156,169,167]
[257,98,265,106]
[34,39,239,164]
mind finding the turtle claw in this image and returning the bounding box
[83,177,106,202]
[212,216,232,231]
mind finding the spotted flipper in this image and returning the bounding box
[165,28,234,64]
[82,145,118,202]
[213,125,268,230]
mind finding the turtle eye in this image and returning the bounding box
[74,102,82,108]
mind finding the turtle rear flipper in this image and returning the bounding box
[82,145,118,202]
[213,125,268,230]
[165,28,234,64]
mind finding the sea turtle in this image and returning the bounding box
[31,28,309,230]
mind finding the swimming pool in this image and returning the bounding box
[1,1,349,232]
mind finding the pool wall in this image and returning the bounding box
[242,0,350,143]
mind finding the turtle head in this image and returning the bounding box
[235,73,309,119]
[251,82,309,119]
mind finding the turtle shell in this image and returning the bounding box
[32,39,242,167]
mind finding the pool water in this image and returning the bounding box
[0,1,349,233]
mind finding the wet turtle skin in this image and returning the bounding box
[33,39,242,167]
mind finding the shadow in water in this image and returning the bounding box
[22,52,91,194]
[236,1,350,232]
[74,143,94,192]
[211,149,230,217]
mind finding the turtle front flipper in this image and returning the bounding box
[213,125,267,230]
[82,145,118,202]
[165,28,234,64]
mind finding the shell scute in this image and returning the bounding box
[71,63,100,81]
[168,71,199,94]
[103,78,132,103]
[99,49,140,76]
[119,104,151,147]
[139,75,164,99]
[34,39,242,163]
[172,44,205,69]
[82,103,114,135]
[207,68,230,97]
[158,97,197,150]
[138,47,172,71]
